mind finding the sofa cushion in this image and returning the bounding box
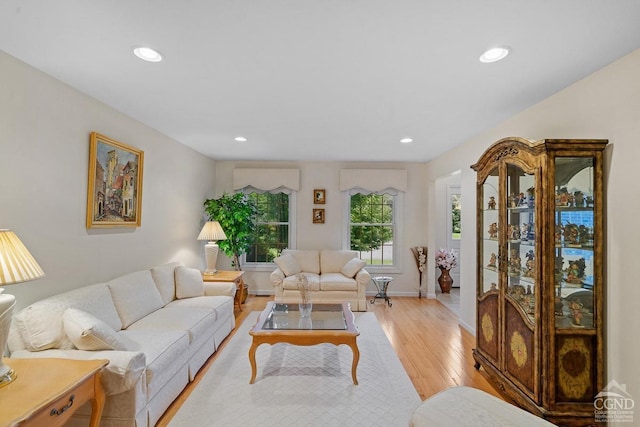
[107,270,165,328]
[119,329,190,399]
[320,273,358,291]
[150,262,181,305]
[167,296,234,322]
[282,273,320,291]
[127,307,215,345]
[283,249,320,274]
[274,253,302,277]
[175,266,205,299]
[320,250,358,273]
[63,308,137,351]
[14,283,122,351]
[341,257,366,278]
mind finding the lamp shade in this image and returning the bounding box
[197,221,227,242]
[0,229,45,285]
[0,229,44,387]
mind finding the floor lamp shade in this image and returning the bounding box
[198,222,227,274]
[0,229,45,387]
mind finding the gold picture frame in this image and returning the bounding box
[86,132,144,228]
[314,189,326,204]
[313,208,325,224]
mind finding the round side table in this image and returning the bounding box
[370,276,393,307]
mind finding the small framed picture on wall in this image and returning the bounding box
[314,189,326,204]
[313,208,325,224]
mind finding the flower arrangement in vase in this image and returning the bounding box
[296,273,312,317]
[411,246,428,298]
[435,248,458,293]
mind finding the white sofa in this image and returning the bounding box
[270,249,370,311]
[7,262,235,427]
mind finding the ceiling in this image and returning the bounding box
[2,1,640,162]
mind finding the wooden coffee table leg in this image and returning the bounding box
[248,339,259,384]
[349,339,360,385]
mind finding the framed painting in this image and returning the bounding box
[86,132,144,228]
[313,208,325,224]
[314,189,326,204]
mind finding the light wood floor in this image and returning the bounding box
[157,295,504,426]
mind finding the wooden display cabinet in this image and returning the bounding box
[471,137,607,426]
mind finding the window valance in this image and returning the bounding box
[233,168,300,192]
[340,169,407,193]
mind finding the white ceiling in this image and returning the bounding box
[2,1,640,162]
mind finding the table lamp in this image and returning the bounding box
[197,221,227,274]
[0,229,45,387]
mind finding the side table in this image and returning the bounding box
[0,357,108,427]
[370,276,393,307]
[203,270,246,311]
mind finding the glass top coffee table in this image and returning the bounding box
[249,302,360,384]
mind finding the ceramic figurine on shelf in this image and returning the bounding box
[568,300,584,326]
[526,187,535,207]
[520,223,530,241]
[555,224,563,245]
[574,191,585,207]
[487,253,497,268]
[517,192,527,207]
[563,223,580,245]
[490,282,497,291]
[488,222,498,239]
[509,249,521,275]
[509,224,521,241]
[509,193,518,208]
[487,196,496,210]
[556,187,570,206]
[565,257,586,284]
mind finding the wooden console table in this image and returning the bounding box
[203,270,246,311]
[0,357,108,427]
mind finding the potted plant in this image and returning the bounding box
[203,192,257,271]
[435,248,458,294]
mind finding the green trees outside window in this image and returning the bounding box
[349,193,395,265]
[246,192,289,263]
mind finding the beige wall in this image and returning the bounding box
[213,161,428,296]
[425,48,640,395]
[1,51,217,311]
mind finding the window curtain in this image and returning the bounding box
[340,169,407,195]
[233,169,300,194]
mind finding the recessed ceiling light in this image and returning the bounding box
[234,136,248,142]
[133,46,163,62]
[479,47,510,63]
[400,138,413,144]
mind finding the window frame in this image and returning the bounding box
[342,190,403,274]
[241,190,297,272]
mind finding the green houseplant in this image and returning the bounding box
[203,192,257,271]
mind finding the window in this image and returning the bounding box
[451,193,461,239]
[243,191,296,268]
[345,192,401,269]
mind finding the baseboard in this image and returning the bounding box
[458,318,475,336]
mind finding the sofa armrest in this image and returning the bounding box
[204,282,236,297]
[355,268,371,288]
[10,349,146,396]
[270,268,285,288]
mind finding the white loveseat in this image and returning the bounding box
[270,249,370,311]
[7,262,235,427]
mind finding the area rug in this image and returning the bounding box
[169,312,421,427]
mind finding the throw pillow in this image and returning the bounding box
[63,308,136,351]
[341,258,366,278]
[274,253,302,277]
[175,266,205,299]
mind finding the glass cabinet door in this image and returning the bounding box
[480,168,499,296]
[554,157,595,329]
[506,163,536,323]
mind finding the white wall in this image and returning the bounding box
[425,48,640,395]
[1,51,217,311]
[213,161,428,297]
